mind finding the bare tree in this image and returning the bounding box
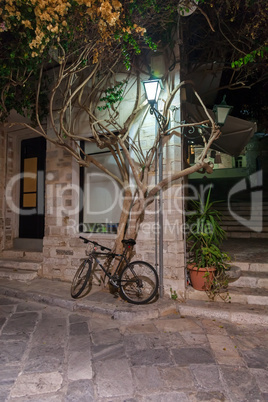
[11,49,220,269]
[4,0,261,270]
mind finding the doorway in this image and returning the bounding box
[19,137,46,239]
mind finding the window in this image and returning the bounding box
[80,142,123,233]
[235,156,243,168]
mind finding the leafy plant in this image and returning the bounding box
[231,46,268,68]
[189,235,230,272]
[204,270,231,302]
[0,0,181,122]
[170,287,178,300]
[186,186,231,299]
[97,81,128,111]
[186,186,229,271]
[187,186,226,248]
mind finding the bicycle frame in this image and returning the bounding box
[86,247,130,284]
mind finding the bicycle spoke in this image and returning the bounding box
[119,261,158,304]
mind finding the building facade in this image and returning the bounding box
[0,53,188,298]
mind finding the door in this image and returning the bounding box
[19,137,46,239]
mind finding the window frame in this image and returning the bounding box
[79,139,124,234]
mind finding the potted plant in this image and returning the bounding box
[186,187,231,298]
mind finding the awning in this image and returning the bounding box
[185,103,257,156]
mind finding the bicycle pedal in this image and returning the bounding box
[109,279,119,288]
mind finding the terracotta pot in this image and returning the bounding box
[187,264,216,291]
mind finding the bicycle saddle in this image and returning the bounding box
[122,238,136,246]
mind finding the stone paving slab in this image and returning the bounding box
[10,372,63,398]
[1,293,268,401]
[2,276,268,327]
[0,278,177,322]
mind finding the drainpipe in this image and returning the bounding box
[153,103,164,298]
[181,124,188,291]
[158,132,164,298]
[154,135,158,280]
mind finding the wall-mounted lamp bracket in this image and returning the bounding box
[150,106,167,133]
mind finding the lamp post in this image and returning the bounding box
[142,77,167,298]
[213,95,233,126]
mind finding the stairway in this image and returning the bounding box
[227,259,268,305]
[216,201,268,238]
[0,249,43,282]
[186,239,268,306]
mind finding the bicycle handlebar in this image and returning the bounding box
[79,236,112,251]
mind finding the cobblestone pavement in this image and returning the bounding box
[1,295,268,402]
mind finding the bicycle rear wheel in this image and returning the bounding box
[71,260,92,299]
[119,261,159,304]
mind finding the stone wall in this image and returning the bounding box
[136,136,186,298]
[42,140,80,278]
[41,117,186,297]
[0,127,6,252]
[42,234,114,282]
[0,129,17,250]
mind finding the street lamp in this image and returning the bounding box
[142,77,167,298]
[142,78,167,132]
[213,95,233,126]
[143,78,163,105]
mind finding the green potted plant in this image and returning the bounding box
[186,187,231,296]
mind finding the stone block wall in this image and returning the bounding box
[136,163,186,297]
[0,127,6,252]
[42,234,114,282]
[41,70,186,298]
[42,139,116,282]
[42,140,80,277]
[41,127,186,298]
[0,130,17,250]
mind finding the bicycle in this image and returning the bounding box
[71,236,159,304]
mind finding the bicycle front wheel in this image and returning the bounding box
[71,260,92,299]
[119,261,159,304]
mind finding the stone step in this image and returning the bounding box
[231,261,268,273]
[217,203,268,238]
[218,207,268,213]
[224,223,268,231]
[178,299,268,326]
[222,225,268,232]
[227,231,268,238]
[227,287,268,305]
[220,209,267,216]
[217,202,268,208]
[221,216,267,223]
[1,249,43,262]
[225,231,268,239]
[221,219,268,226]
[229,271,268,289]
[186,286,268,306]
[13,238,43,252]
[0,258,42,272]
[220,214,268,220]
[0,267,38,282]
[220,213,268,219]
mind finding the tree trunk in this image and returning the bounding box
[102,186,134,281]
